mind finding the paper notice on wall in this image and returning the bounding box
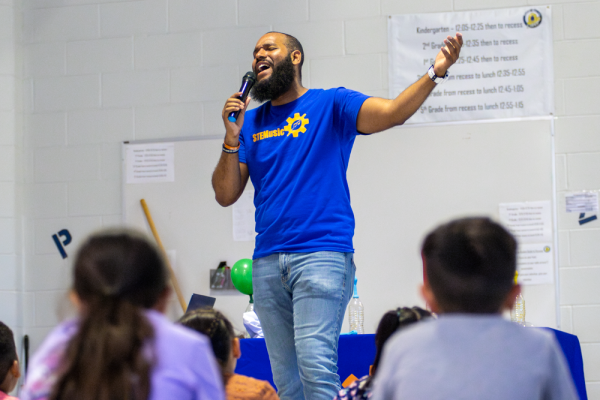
[126,143,174,183]
[565,192,599,213]
[516,243,554,285]
[499,200,552,243]
[388,6,553,124]
[233,191,257,242]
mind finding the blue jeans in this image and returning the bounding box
[253,252,356,400]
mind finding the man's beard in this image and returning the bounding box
[251,56,296,103]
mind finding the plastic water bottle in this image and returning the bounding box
[348,277,364,334]
[511,293,526,325]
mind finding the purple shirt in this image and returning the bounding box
[20,310,225,400]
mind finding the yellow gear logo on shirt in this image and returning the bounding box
[284,113,309,138]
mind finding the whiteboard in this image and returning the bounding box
[122,118,557,334]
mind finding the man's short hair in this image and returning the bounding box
[268,32,304,80]
[422,217,517,314]
[0,321,17,381]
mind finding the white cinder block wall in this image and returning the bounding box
[0,0,595,397]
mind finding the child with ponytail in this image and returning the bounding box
[21,229,224,400]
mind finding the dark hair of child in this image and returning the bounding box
[371,307,432,377]
[421,217,517,314]
[49,229,168,400]
[0,321,17,393]
[178,309,234,377]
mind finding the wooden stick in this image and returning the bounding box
[140,199,187,313]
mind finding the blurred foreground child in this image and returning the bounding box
[372,217,577,400]
[179,309,279,400]
[21,229,225,400]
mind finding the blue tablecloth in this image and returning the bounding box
[235,328,587,399]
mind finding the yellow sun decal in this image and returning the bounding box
[284,113,309,138]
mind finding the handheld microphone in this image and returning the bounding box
[228,71,256,122]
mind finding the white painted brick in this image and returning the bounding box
[27,0,134,7]
[0,76,15,111]
[0,183,15,217]
[558,230,569,267]
[23,79,33,114]
[554,80,564,116]
[24,42,65,77]
[26,112,66,148]
[0,39,15,75]
[567,153,600,191]
[555,154,566,191]
[171,65,238,103]
[382,0,452,14]
[102,70,169,107]
[33,216,103,255]
[560,267,600,305]
[0,218,15,254]
[555,40,600,79]
[34,290,73,326]
[570,229,600,266]
[564,2,600,40]
[581,343,600,381]
[573,306,600,342]
[203,101,225,135]
[102,214,123,227]
[550,4,563,41]
[100,0,166,37]
[0,255,17,290]
[21,291,35,329]
[0,111,15,146]
[34,146,99,182]
[239,0,308,26]
[564,77,600,116]
[311,55,382,92]
[560,305,572,333]
[25,326,53,355]
[67,108,133,145]
[271,22,344,59]
[25,255,70,291]
[345,17,387,55]
[31,183,67,218]
[0,146,15,181]
[34,75,100,112]
[556,116,600,153]
[587,382,600,400]
[25,5,98,43]
[202,27,269,68]
[454,0,526,11]
[0,292,17,327]
[135,103,202,140]
[68,180,121,216]
[0,5,13,39]
[169,0,236,32]
[100,143,121,181]
[67,37,132,75]
[309,0,379,20]
[135,32,202,70]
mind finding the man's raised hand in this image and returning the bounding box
[433,33,463,76]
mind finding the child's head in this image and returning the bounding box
[421,217,518,314]
[178,309,239,376]
[371,307,431,376]
[0,321,20,394]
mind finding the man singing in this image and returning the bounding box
[212,31,463,400]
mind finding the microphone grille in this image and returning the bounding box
[244,71,256,82]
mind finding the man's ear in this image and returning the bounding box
[232,338,241,359]
[290,49,302,66]
[502,284,521,311]
[420,283,440,313]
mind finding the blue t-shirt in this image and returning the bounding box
[239,88,369,259]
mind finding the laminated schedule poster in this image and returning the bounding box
[389,7,553,124]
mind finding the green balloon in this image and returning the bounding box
[231,258,253,295]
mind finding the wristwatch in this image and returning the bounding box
[428,65,448,84]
